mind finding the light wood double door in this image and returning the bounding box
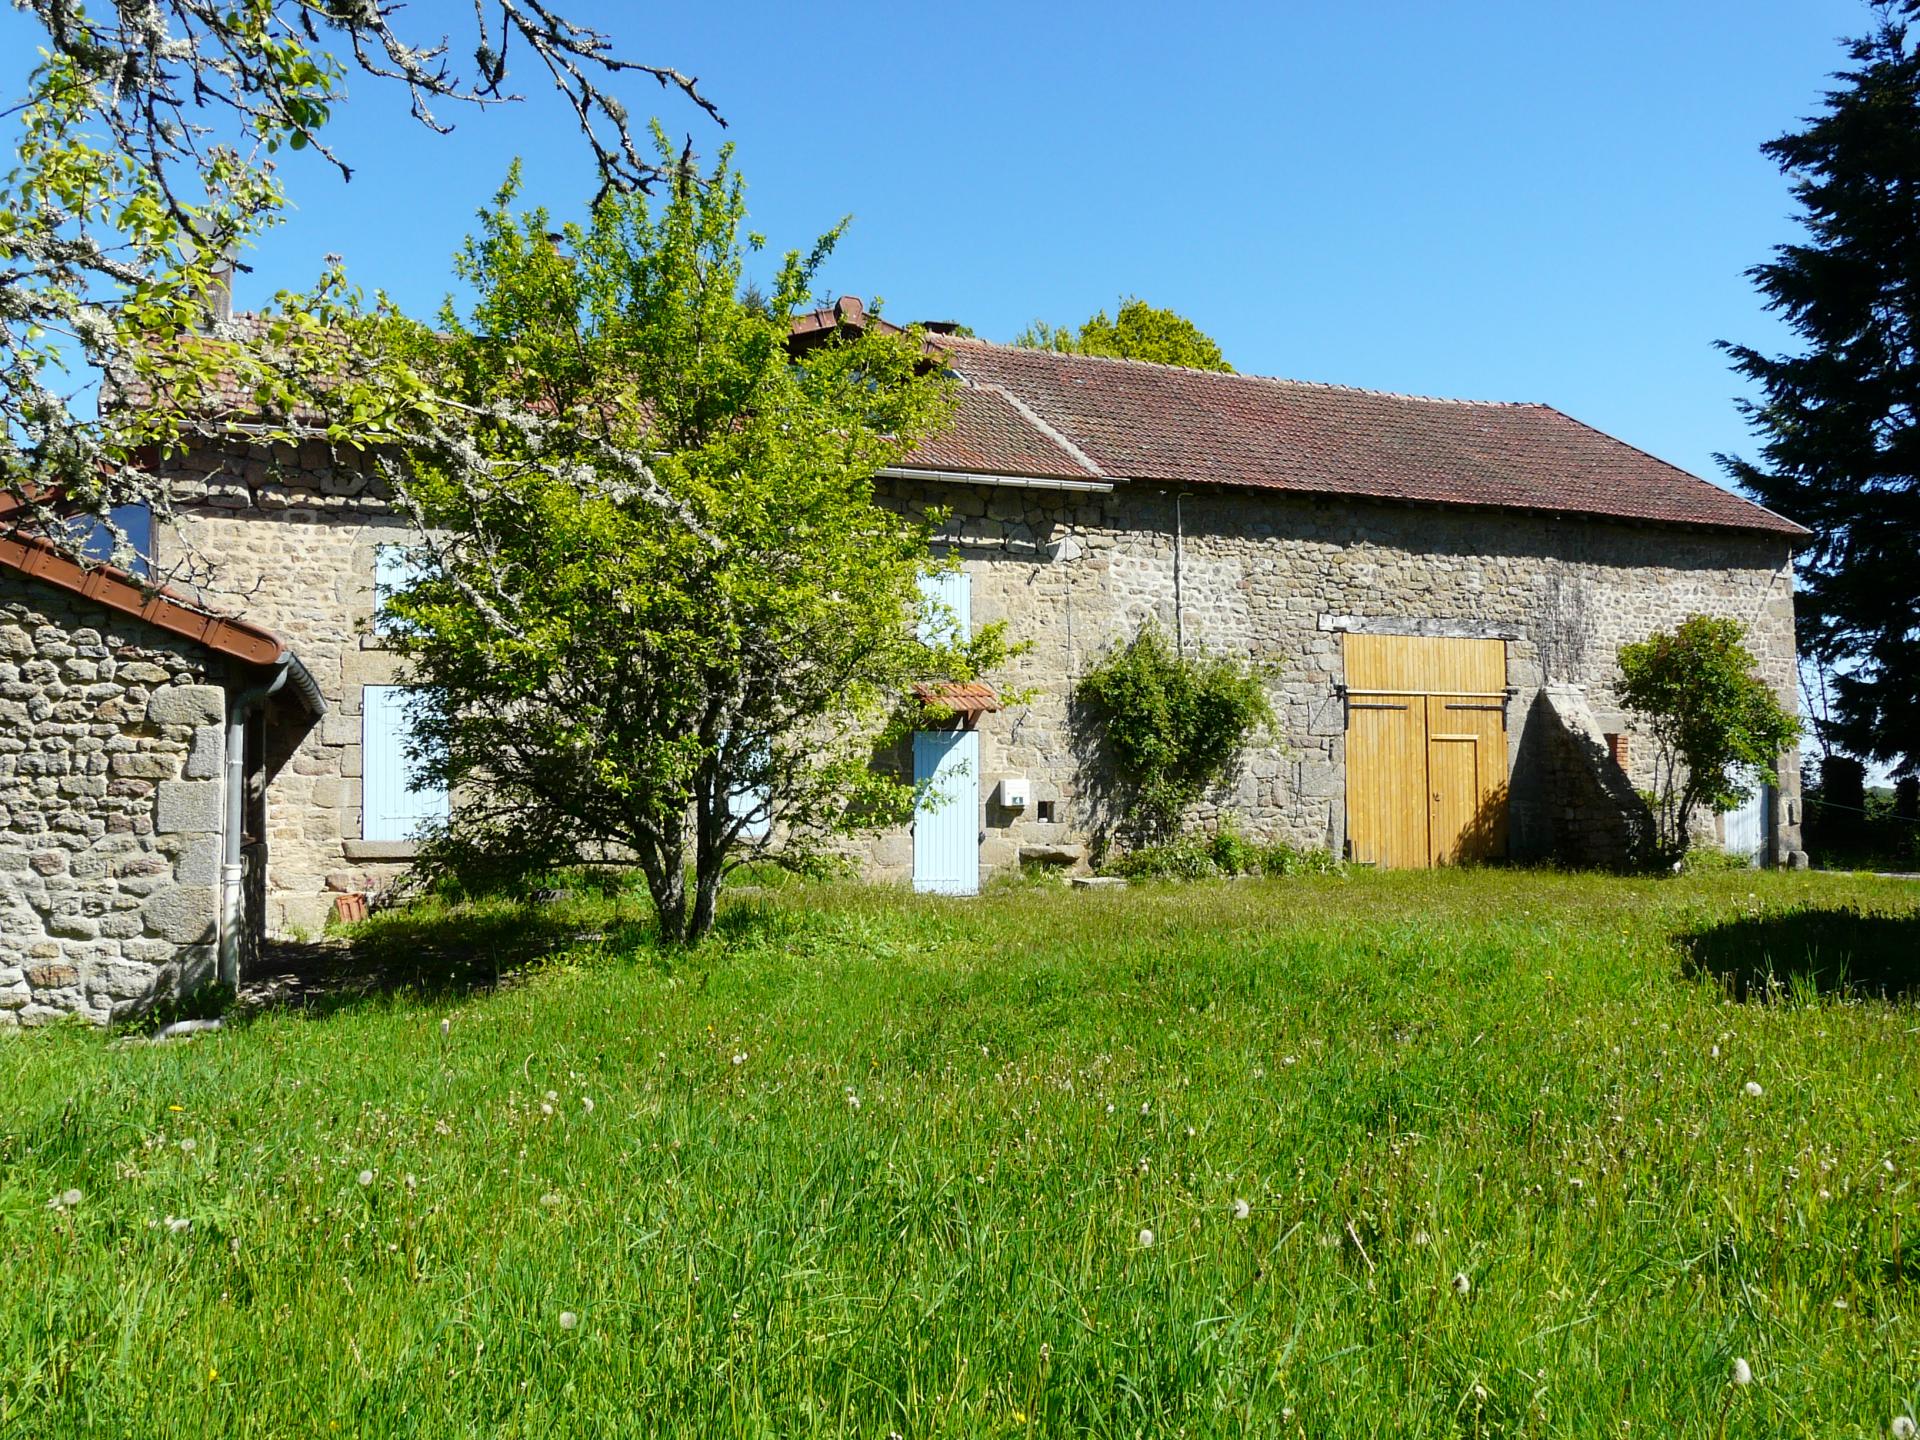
[1344,635,1509,868]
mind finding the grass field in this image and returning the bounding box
[3,868,1918,1438]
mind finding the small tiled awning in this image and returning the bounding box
[912,681,1002,716]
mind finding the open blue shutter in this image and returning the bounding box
[362,685,449,841]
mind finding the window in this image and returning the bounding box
[69,503,153,578]
[917,567,971,646]
[373,543,432,638]
[361,685,449,842]
[1037,799,1057,823]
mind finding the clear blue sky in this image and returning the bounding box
[3,0,1885,489]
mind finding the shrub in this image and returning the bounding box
[1101,827,1342,881]
[1074,625,1276,841]
[1617,616,1800,867]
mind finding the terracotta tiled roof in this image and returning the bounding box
[0,529,291,670]
[924,338,1802,537]
[900,386,1102,481]
[912,681,1002,714]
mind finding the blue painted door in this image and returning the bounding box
[1723,774,1771,864]
[913,729,979,895]
[362,685,450,842]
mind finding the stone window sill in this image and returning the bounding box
[342,839,422,862]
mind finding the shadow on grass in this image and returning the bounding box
[1679,907,1920,1002]
[237,901,656,1019]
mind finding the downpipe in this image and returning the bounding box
[220,661,290,990]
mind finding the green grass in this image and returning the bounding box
[3,868,1918,1438]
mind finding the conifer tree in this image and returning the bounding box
[1720,19,1920,776]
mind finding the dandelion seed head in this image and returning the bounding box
[558,1310,578,1330]
[1140,1101,1150,1116]
[1892,1415,1916,1439]
[1137,1227,1155,1248]
[60,1188,82,1207]
[731,1053,746,1066]
[540,1192,563,1208]
[1233,1198,1251,1221]
[581,1096,594,1113]
[1451,1272,1472,1296]
[540,1103,553,1116]
[1729,1356,1753,1387]
[440,1018,450,1037]
[1743,1081,1764,1099]
[357,1170,374,1187]
[166,1215,190,1233]
[545,1090,558,1102]
[177,1137,196,1153]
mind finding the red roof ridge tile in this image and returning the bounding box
[961,380,1108,480]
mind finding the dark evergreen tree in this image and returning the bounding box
[1719,18,1920,776]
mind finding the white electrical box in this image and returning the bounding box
[996,777,1031,810]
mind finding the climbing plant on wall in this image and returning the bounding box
[1074,625,1276,844]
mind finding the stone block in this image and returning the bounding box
[173,836,222,888]
[141,885,218,944]
[156,780,223,835]
[184,724,225,779]
[111,752,177,780]
[146,684,225,727]
[25,963,79,988]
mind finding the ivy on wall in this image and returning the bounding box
[1074,625,1276,843]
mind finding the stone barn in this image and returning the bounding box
[123,299,1804,929]
[0,529,322,1022]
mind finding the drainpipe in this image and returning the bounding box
[220,661,290,989]
[1173,492,1194,655]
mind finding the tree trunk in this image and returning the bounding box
[687,778,727,944]
[688,861,722,944]
[641,835,689,944]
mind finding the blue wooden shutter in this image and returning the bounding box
[361,685,449,841]
[374,544,428,637]
[912,729,979,895]
[917,568,971,646]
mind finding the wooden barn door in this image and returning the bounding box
[1344,636,1509,868]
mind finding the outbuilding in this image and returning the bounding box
[0,530,321,1022]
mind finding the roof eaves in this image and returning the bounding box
[0,529,314,681]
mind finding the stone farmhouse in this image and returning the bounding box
[0,298,1807,1019]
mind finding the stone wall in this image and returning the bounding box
[156,447,1803,914]
[0,578,236,1023]
[1514,686,1655,870]
[159,444,414,932]
[871,477,1802,879]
